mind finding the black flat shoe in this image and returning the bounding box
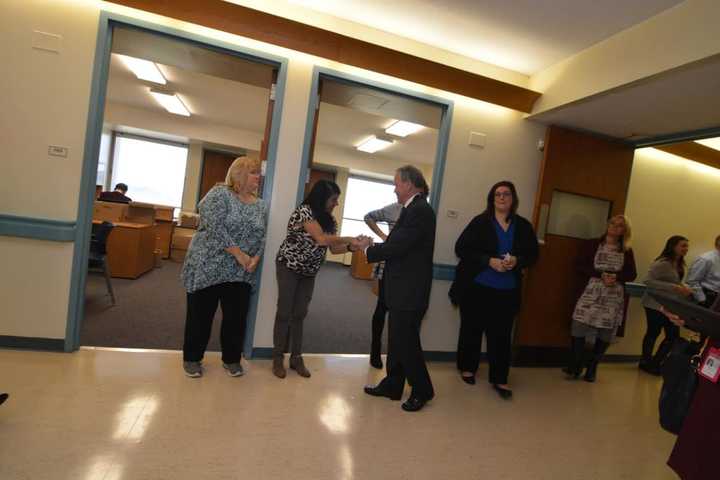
[492,384,513,400]
[401,396,430,412]
[364,384,402,401]
[370,355,383,369]
[461,374,476,385]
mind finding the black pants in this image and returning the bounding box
[379,308,434,400]
[370,277,388,355]
[457,284,520,385]
[642,307,680,365]
[183,282,251,364]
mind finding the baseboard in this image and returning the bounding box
[0,335,65,351]
[250,347,273,359]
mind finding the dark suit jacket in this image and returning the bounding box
[448,212,539,306]
[366,195,436,311]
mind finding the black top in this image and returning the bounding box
[98,191,132,203]
[449,211,539,305]
[366,195,436,311]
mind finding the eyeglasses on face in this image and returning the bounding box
[494,191,512,198]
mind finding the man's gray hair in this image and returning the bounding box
[397,165,429,197]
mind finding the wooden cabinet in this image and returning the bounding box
[350,250,374,280]
[154,220,175,259]
[104,222,157,279]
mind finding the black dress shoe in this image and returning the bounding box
[370,355,383,370]
[461,374,476,385]
[492,384,513,400]
[401,396,429,412]
[364,384,401,401]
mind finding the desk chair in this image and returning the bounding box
[89,221,116,305]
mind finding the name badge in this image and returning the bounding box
[699,347,720,383]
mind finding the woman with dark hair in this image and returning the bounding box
[565,215,637,382]
[272,180,362,379]
[639,235,692,375]
[450,181,539,399]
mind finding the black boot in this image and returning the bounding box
[584,339,610,383]
[649,338,674,373]
[563,336,585,379]
[639,333,659,374]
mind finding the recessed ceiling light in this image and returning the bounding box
[385,120,424,137]
[695,138,720,151]
[119,54,167,85]
[356,135,394,153]
[149,89,190,117]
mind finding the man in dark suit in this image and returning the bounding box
[98,183,132,203]
[358,165,435,412]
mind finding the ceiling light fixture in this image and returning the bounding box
[149,89,191,117]
[119,55,167,85]
[385,120,424,137]
[356,135,394,153]
[695,138,720,151]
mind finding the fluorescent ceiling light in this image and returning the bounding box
[119,55,167,85]
[695,138,720,151]
[385,120,424,137]
[149,89,190,117]
[356,135,394,153]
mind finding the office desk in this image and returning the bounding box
[95,220,156,279]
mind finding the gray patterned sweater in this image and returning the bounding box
[182,186,267,293]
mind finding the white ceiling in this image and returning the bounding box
[289,0,683,75]
[316,103,439,165]
[529,55,720,142]
[106,54,439,166]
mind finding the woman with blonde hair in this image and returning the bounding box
[565,214,637,382]
[181,156,267,378]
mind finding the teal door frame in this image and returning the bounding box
[65,11,289,353]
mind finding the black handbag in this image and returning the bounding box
[658,338,703,435]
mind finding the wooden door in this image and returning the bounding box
[199,150,236,202]
[514,126,635,365]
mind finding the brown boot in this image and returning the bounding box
[290,355,311,378]
[272,355,286,379]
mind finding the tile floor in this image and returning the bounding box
[0,348,678,480]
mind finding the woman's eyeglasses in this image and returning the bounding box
[494,192,512,198]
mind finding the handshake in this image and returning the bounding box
[349,235,374,252]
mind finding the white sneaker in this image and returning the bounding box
[223,362,244,377]
[183,361,203,378]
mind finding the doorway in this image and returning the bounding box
[68,16,287,353]
[296,70,452,354]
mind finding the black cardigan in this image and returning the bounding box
[449,212,539,305]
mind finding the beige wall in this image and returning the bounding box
[613,147,720,355]
[0,1,545,351]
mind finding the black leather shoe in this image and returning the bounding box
[401,396,429,412]
[370,355,383,370]
[461,374,476,385]
[364,384,401,401]
[492,384,513,400]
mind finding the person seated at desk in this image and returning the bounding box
[98,183,132,203]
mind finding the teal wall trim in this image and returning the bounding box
[296,67,454,212]
[624,282,646,298]
[0,214,76,242]
[633,125,720,148]
[433,263,456,281]
[0,335,65,351]
[65,12,290,355]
